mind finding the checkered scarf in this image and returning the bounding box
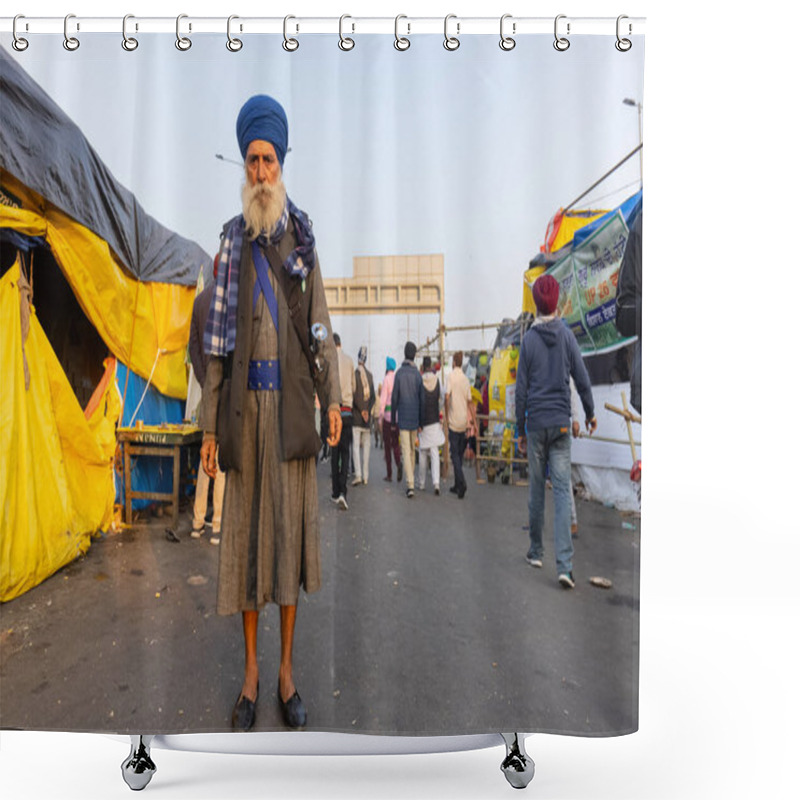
[204,197,316,356]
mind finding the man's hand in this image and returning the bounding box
[518,434,527,456]
[201,434,217,479]
[586,416,598,435]
[361,410,369,423]
[327,407,342,447]
[572,421,580,438]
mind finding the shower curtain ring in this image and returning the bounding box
[122,15,139,51]
[227,15,243,51]
[63,14,80,51]
[283,15,299,52]
[553,14,570,51]
[394,15,410,51]
[615,15,632,51]
[499,14,516,51]
[338,15,355,51]
[176,14,192,51]
[12,15,29,51]
[444,14,460,51]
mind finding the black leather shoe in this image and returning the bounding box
[278,681,307,729]
[232,681,258,731]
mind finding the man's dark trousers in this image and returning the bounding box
[449,429,467,496]
[331,416,353,499]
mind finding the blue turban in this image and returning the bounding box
[386,357,396,371]
[236,95,289,166]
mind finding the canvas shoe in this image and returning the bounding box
[352,477,363,486]
[405,488,414,499]
[210,534,220,546]
[337,495,349,511]
[191,527,204,539]
[526,556,543,568]
[558,572,576,589]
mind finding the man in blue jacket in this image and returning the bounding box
[391,341,424,498]
[515,275,597,589]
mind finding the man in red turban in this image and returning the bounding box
[515,275,597,589]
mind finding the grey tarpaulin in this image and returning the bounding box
[0,45,210,286]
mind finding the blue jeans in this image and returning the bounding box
[526,426,573,575]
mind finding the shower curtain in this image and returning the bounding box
[1,21,644,744]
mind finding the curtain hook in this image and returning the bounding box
[394,15,410,51]
[283,15,299,52]
[500,14,516,51]
[227,15,243,52]
[615,15,632,52]
[176,14,192,51]
[553,14,570,51]
[63,13,80,51]
[444,14,460,51]
[122,14,139,51]
[339,14,355,51]
[12,15,29,52]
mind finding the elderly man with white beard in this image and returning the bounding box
[200,94,342,731]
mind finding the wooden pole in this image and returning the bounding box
[620,391,638,464]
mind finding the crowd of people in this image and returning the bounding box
[321,335,481,506]
[318,273,603,596]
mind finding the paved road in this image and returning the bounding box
[0,449,639,737]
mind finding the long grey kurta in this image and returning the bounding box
[201,232,340,614]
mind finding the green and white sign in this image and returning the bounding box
[547,210,636,354]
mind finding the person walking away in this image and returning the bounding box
[445,351,474,499]
[372,382,383,448]
[330,333,355,510]
[379,358,402,482]
[391,341,424,498]
[515,274,597,590]
[417,356,444,494]
[189,255,225,545]
[352,345,375,486]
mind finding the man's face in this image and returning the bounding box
[245,140,281,187]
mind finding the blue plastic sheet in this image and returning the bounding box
[115,364,188,510]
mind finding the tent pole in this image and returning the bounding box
[119,280,141,425]
[563,143,643,214]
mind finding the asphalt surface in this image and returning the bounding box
[0,449,639,737]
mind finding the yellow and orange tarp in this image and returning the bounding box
[1,261,120,602]
[523,208,609,315]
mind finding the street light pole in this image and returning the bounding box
[215,153,241,167]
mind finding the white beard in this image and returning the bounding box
[241,177,287,238]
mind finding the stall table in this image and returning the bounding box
[117,425,203,529]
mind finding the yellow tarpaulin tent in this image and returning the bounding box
[0,172,194,400]
[1,260,120,602]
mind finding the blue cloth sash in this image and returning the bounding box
[251,241,279,331]
[248,359,281,390]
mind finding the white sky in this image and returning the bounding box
[5,30,643,375]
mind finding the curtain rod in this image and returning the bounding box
[2,16,646,37]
